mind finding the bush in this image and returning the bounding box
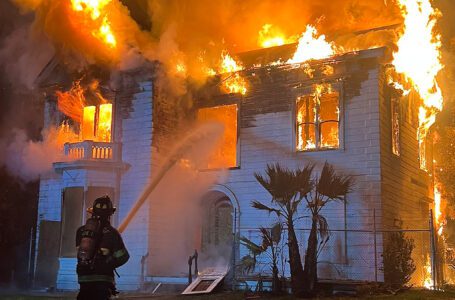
[382,231,416,289]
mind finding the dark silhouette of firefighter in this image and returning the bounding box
[76,196,129,300]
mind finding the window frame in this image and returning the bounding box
[293,82,344,152]
[81,103,113,142]
[196,103,240,170]
[391,96,401,156]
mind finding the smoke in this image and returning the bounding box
[0,1,54,90]
[9,0,403,82]
[123,122,228,275]
[0,127,74,182]
[0,25,54,90]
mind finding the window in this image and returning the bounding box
[81,103,112,142]
[197,104,238,168]
[296,86,340,151]
[391,97,400,156]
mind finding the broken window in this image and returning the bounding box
[197,104,238,169]
[81,103,113,142]
[296,86,340,151]
[391,97,400,156]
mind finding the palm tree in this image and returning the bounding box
[253,163,314,296]
[301,162,354,296]
[240,223,283,294]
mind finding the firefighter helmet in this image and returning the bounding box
[88,195,116,217]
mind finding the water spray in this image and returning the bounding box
[118,123,222,233]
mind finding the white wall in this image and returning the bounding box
[212,67,383,281]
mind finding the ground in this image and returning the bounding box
[1,289,455,300]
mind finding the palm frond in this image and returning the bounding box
[316,161,354,200]
[251,200,282,216]
[240,236,265,256]
[294,163,315,197]
[316,214,330,240]
[254,163,298,205]
[259,227,273,249]
[271,222,283,244]
[240,255,257,274]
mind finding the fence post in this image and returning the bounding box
[373,209,378,283]
[232,208,237,291]
[429,209,437,290]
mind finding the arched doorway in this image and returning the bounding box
[199,191,235,268]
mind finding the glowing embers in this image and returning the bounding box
[197,104,238,169]
[296,85,340,151]
[81,104,113,142]
[70,0,116,48]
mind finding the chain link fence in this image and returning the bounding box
[234,209,442,290]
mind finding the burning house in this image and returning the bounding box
[21,0,448,294]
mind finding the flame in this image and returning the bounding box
[392,0,443,170]
[433,171,444,236]
[258,24,297,48]
[56,80,112,143]
[423,254,434,289]
[97,103,112,142]
[287,25,337,64]
[82,106,96,140]
[58,121,80,146]
[175,62,187,75]
[71,0,117,48]
[219,51,247,95]
[56,80,86,123]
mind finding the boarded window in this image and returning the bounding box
[197,104,238,169]
[35,220,61,287]
[297,89,340,151]
[60,187,83,257]
[391,97,400,156]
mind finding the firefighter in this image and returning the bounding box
[76,195,130,300]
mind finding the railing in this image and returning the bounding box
[64,141,120,161]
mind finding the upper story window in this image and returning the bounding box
[197,104,238,169]
[296,85,340,151]
[81,103,113,142]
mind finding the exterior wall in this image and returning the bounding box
[116,78,154,290]
[35,69,155,291]
[191,49,385,282]
[378,68,433,285]
[379,69,431,229]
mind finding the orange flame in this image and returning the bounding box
[392,0,443,170]
[97,103,112,142]
[423,254,434,289]
[56,80,86,123]
[56,80,112,143]
[288,25,338,64]
[71,0,117,48]
[258,24,297,48]
[434,183,443,236]
[218,51,247,95]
